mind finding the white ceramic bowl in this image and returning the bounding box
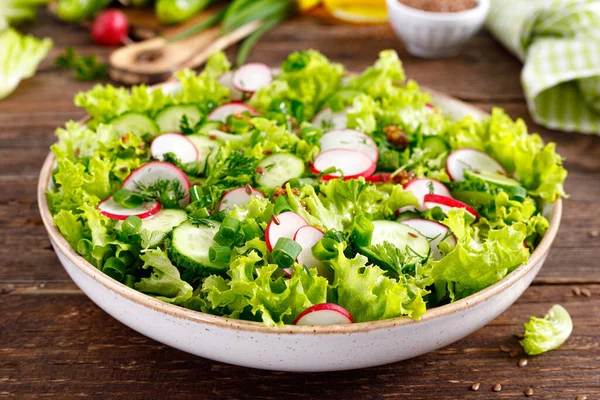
[38,88,561,372]
[386,0,490,58]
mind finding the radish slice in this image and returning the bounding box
[312,107,348,131]
[401,218,457,261]
[98,196,161,220]
[294,303,354,325]
[232,63,272,93]
[218,72,244,101]
[265,212,308,252]
[218,186,266,212]
[320,129,378,162]
[294,225,324,269]
[365,173,394,183]
[207,102,260,123]
[399,178,452,213]
[446,148,506,182]
[423,194,479,220]
[311,149,376,181]
[151,133,198,164]
[122,161,191,208]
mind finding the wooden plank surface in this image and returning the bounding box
[0,10,599,399]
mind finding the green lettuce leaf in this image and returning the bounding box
[250,50,345,120]
[202,251,328,327]
[136,249,193,304]
[324,242,427,321]
[285,179,418,231]
[433,208,529,301]
[347,49,406,98]
[0,28,52,100]
[346,94,378,134]
[75,52,231,124]
[520,305,573,355]
[53,209,85,250]
[0,0,49,26]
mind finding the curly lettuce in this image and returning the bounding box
[0,28,52,100]
[520,305,573,356]
[136,249,193,305]
[250,50,345,120]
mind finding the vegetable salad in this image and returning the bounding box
[47,50,567,327]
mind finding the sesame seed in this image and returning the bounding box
[492,383,502,392]
[519,358,528,367]
[524,387,534,396]
[581,288,592,297]
[514,333,525,340]
[499,345,511,353]
[245,184,253,195]
[470,382,480,391]
[272,215,281,225]
[509,349,520,358]
[576,396,587,400]
[588,230,599,238]
[573,287,582,296]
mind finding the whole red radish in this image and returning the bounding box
[92,9,129,46]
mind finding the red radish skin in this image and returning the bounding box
[423,194,479,220]
[265,212,309,252]
[122,161,191,208]
[151,133,198,164]
[311,149,376,181]
[207,102,260,123]
[218,72,244,101]
[399,178,452,213]
[312,107,348,131]
[218,187,266,212]
[365,173,392,183]
[401,218,457,261]
[98,197,161,220]
[446,148,506,182]
[293,225,324,270]
[92,9,129,46]
[319,129,379,162]
[232,63,272,93]
[293,303,354,325]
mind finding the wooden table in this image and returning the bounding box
[1,10,599,400]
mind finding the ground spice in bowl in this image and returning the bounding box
[398,0,478,13]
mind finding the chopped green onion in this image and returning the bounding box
[273,196,292,214]
[272,237,302,269]
[351,215,374,248]
[122,215,142,236]
[190,185,203,203]
[324,230,346,243]
[102,257,127,282]
[219,216,241,239]
[311,237,339,261]
[288,177,316,188]
[241,218,262,240]
[124,274,136,288]
[113,189,145,208]
[190,207,211,219]
[118,251,135,266]
[76,238,92,256]
[229,115,251,133]
[209,246,232,264]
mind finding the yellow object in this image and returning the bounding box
[323,0,388,23]
[298,0,322,12]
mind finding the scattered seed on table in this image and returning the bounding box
[514,333,525,340]
[524,387,534,396]
[510,349,520,358]
[588,230,598,238]
[519,358,528,367]
[576,396,587,400]
[492,384,502,392]
[471,382,480,391]
[581,288,592,297]
[499,345,511,353]
[573,287,582,296]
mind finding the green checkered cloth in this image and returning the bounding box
[487,0,600,134]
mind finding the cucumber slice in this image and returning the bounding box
[155,105,202,133]
[111,112,159,137]
[197,121,222,134]
[187,134,220,171]
[464,169,527,201]
[257,153,305,188]
[422,136,449,157]
[115,209,187,248]
[169,220,224,273]
[371,220,430,259]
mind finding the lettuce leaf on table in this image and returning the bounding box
[0,28,52,100]
[520,305,573,356]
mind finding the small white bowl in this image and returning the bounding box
[386,0,490,58]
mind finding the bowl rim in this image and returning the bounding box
[38,88,562,335]
[386,0,490,21]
